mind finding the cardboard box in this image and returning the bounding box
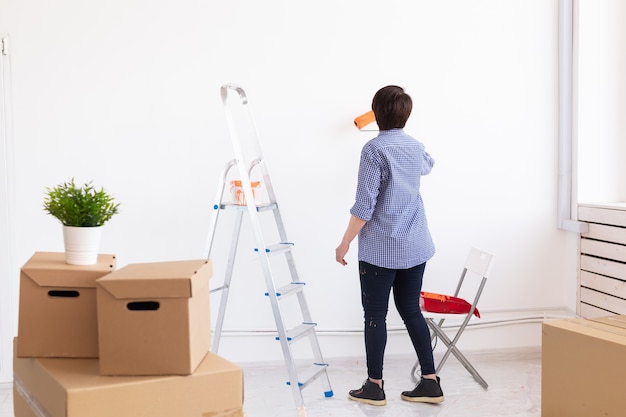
[17,252,116,358]
[96,259,212,375]
[12,387,38,417]
[13,339,244,417]
[542,315,626,417]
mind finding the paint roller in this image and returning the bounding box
[353,110,375,130]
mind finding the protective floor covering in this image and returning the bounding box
[0,347,541,417]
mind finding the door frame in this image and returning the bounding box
[0,33,17,383]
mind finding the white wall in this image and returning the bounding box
[0,0,601,378]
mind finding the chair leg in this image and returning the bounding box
[410,361,420,384]
[426,319,489,389]
[410,318,445,384]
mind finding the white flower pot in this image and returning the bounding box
[62,225,103,265]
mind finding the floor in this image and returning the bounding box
[1,347,541,417]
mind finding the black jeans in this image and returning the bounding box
[359,261,436,380]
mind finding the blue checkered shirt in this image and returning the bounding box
[350,129,435,269]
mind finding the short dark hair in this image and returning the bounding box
[371,85,412,131]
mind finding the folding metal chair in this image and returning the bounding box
[411,247,495,389]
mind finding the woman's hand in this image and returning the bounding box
[336,241,350,265]
[336,215,366,266]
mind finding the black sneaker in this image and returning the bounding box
[348,379,386,406]
[401,376,444,403]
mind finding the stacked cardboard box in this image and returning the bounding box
[17,252,116,358]
[14,253,244,417]
[542,315,626,417]
[96,259,213,376]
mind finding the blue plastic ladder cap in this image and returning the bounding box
[275,336,292,341]
[324,390,334,398]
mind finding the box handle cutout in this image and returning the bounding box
[127,301,160,311]
[48,290,80,298]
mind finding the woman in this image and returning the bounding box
[335,85,444,406]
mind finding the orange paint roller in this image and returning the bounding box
[353,110,376,130]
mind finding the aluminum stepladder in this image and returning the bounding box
[204,84,333,417]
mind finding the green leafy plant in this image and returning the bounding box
[43,179,120,227]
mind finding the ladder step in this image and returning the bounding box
[254,242,294,255]
[276,322,316,343]
[265,282,305,298]
[285,363,332,393]
[209,284,229,294]
[215,202,278,212]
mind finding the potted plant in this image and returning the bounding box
[43,178,120,265]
